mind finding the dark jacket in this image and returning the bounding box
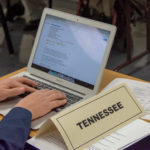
[0,107,32,150]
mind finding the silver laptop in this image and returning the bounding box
[0,8,116,128]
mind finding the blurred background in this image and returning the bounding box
[0,0,150,81]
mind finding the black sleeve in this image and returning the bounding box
[0,107,32,150]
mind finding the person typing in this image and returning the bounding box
[0,77,66,150]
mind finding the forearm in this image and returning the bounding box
[0,107,32,150]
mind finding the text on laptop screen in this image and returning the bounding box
[32,15,110,89]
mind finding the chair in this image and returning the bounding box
[114,0,150,71]
[0,1,14,54]
[49,0,52,8]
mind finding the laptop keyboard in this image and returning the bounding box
[22,76,83,110]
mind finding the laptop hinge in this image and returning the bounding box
[30,74,85,96]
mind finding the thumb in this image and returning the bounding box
[6,87,25,98]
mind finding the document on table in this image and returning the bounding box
[28,119,150,150]
[102,78,150,120]
[50,83,145,150]
[28,83,146,150]
[85,119,150,150]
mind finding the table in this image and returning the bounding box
[0,67,148,137]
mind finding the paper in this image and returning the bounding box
[28,119,150,150]
[28,83,145,150]
[85,119,150,150]
[52,84,145,150]
[102,78,150,120]
[28,130,67,150]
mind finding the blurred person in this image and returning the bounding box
[21,0,48,31]
[0,0,25,22]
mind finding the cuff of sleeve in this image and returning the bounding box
[12,107,32,120]
[3,107,32,122]
[0,107,32,148]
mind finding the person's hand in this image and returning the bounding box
[0,77,37,102]
[15,89,67,120]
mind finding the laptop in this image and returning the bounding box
[0,8,116,128]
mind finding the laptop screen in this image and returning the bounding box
[32,15,110,90]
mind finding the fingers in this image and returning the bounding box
[45,90,67,110]
[16,77,38,87]
[12,82,37,93]
[45,90,66,100]
[38,89,66,98]
[15,88,67,120]
[49,99,67,109]
[49,93,66,101]
[34,89,67,108]
[5,87,25,98]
